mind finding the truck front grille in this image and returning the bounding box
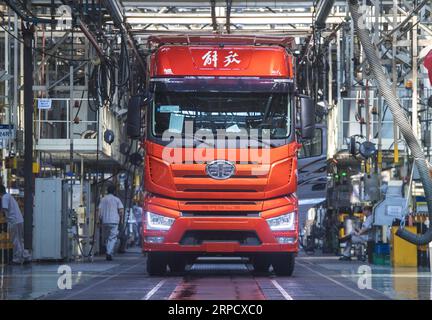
[181,211,260,217]
[184,189,256,193]
[179,230,261,246]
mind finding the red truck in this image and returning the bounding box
[142,35,316,276]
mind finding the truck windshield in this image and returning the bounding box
[152,91,292,141]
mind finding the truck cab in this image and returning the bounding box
[142,35,314,276]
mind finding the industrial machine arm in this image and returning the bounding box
[349,0,432,245]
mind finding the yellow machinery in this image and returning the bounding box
[338,212,366,257]
[338,212,365,238]
[391,226,418,267]
[0,212,13,264]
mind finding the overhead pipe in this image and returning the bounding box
[315,0,336,30]
[210,0,218,32]
[103,0,123,27]
[78,20,105,58]
[349,0,432,245]
[103,0,146,72]
[226,0,232,34]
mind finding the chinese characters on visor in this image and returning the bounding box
[202,50,241,68]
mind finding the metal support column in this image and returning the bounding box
[337,30,343,149]
[22,24,35,250]
[412,14,419,139]
[327,40,335,158]
[392,0,399,164]
[13,13,19,147]
[3,10,10,184]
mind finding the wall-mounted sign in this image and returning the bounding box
[0,124,15,140]
[0,124,15,149]
[387,205,403,217]
[38,99,52,110]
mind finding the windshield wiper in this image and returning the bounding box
[183,134,215,148]
[248,136,276,148]
[262,94,274,124]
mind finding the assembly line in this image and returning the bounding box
[1,0,432,302]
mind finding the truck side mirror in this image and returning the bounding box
[127,94,148,139]
[299,95,316,139]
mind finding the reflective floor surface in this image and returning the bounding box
[1,248,431,300]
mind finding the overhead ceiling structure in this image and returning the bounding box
[122,1,346,37]
[16,0,428,36]
[2,0,351,62]
[10,0,421,45]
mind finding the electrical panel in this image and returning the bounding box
[33,178,96,261]
[374,180,407,226]
[33,178,68,260]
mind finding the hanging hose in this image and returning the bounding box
[348,0,432,245]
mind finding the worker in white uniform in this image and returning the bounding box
[0,185,31,264]
[339,207,374,261]
[97,185,124,261]
[132,201,143,246]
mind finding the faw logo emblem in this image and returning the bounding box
[202,50,241,68]
[206,160,236,180]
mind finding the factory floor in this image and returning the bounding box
[0,247,430,300]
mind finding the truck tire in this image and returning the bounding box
[252,257,271,273]
[146,253,167,276]
[169,256,187,273]
[272,253,295,277]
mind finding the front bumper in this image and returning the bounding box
[142,197,299,254]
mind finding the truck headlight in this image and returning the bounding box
[146,212,175,231]
[266,212,296,231]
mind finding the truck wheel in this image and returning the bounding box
[272,253,295,277]
[252,257,271,273]
[169,257,187,273]
[146,253,167,276]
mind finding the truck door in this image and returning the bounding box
[297,125,328,229]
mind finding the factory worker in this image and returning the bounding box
[97,185,124,261]
[339,207,374,261]
[0,185,31,264]
[132,201,143,246]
